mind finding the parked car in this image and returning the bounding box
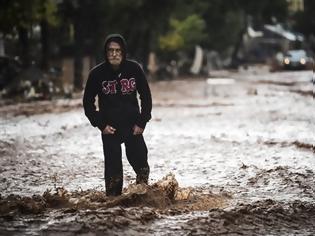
[282,50,313,70]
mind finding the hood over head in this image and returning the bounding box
[103,34,127,62]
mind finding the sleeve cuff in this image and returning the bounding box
[136,120,147,129]
[97,123,106,132]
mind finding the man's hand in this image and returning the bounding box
[103,125,116,134]
[133,125,144,135]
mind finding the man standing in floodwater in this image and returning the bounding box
[83,34,152,196]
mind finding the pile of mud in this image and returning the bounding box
[0,174,227,217]
[1,174,314,235]
[263,140,314,153]
[0,174,229,235]
[0,140,16,157]
[0,99,82,117]
[183,199,315,235]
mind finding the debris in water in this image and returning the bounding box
[0,174,227,216]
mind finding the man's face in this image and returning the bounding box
[107,41,122,67]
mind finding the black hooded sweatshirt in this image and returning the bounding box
[83,34,152,132]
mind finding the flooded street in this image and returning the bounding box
[0,70,314,235]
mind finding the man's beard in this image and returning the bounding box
[109,57,122,66]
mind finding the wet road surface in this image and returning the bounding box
[0,70,314,235]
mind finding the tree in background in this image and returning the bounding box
[38,0,58,71]
[104,0,176,69]
[199,0,289,67]
[0,0,58,68]
[57,0,107,90]
[159,15,207,52]
[56,0,175,90]
[2,0,312,92]
[291,0,315,52]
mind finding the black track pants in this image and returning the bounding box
[101,132,149,196]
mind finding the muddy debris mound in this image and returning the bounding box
[290,89,313,97]
[263,140,314,153]
[0,99,82,117]
[0,174,227,217]
[0,140,16,156]
[0,174,228,235]
[183,199,315,235]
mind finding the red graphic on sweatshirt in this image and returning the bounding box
[102,80,118,94]
[120,78,136,94]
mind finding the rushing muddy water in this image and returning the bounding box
[0,70,314,235]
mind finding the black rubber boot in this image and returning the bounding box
[136,167,149,184]
[105,176,123,196]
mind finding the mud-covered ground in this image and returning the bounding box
[0,70,314,235]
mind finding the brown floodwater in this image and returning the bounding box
[0,70,314,235]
